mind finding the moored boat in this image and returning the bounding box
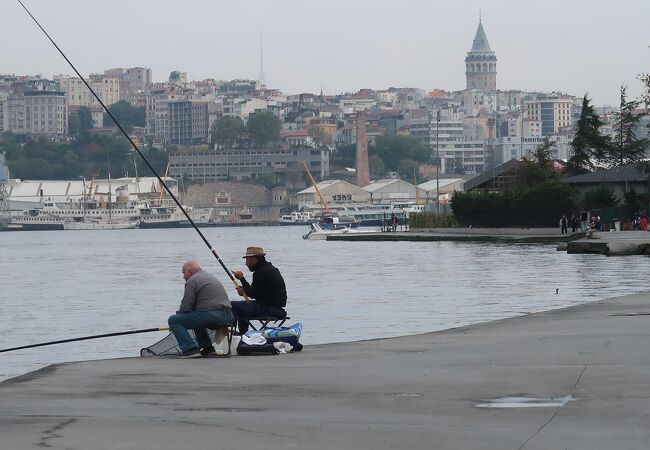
[302,222,374,240]
[63,219,140,230]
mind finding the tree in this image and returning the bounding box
[68,111,80,136]
[77,106,94,132]
[639,72,650,108]
[103,100,146,132]
[583,184,619,210]
[247,111,281,147]
[369,134,428,171]
[606,85,649,167]
[566,95,610,175]
[368,155,385,178]
[331,143,356,168]
[397,158,420,181]
[530,137,556,168]
[210,116,245,148]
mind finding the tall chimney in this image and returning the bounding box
[355,111,369,186]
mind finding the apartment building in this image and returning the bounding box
[523,94,574,135]
[23,90,68,136]
[55,74,120,108]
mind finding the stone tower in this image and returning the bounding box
[465,19,497,91]
[355,111,370,187]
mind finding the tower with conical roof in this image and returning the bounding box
[465,18,497,91]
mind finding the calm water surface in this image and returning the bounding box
[1,226,648,381]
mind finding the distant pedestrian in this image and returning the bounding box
[570,214,578,233]
[391,213,398,232]
[580,211,589,231]
[641,216,648,231]
[560,215,568,234]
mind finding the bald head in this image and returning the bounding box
[182,259,202,281]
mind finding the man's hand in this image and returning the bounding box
[232,270,244,280]
[235,285,245,297]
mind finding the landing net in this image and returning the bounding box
[140,329,221,357]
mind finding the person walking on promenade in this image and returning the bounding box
[168,259,233,358]
[231,246,287,334]
[560,215,568,234]
[391,213,398,232]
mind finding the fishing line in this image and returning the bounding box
[0,327,170,354]
[16,0,246,295]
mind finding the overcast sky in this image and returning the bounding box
[3,0,649,106]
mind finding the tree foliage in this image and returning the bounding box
[103,100,146,132]
[210,116,245,149]
[528,137,556,168]
[1,131,166,180]
[247,111,281,147]
[77,106,94,132]
[606,85,649,167]
[567,95,610,175]
[369,134,428,172]
[451,180,575,227]
[582,185,619,210]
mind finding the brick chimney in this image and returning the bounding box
[355,111,369,186]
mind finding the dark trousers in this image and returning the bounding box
[231,301,286,333]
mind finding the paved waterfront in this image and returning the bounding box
[328,227,582,242]
[3,292,650,449]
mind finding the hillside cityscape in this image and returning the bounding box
[1,19,649,230]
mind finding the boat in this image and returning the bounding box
[239,206,253,220]
[302,222,373,240]
[339,204,408,227]
[63,219,140,230]
[279,211,317,225]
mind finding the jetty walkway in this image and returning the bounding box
[3,292,650,449]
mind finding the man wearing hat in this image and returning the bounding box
[231,246,287,334]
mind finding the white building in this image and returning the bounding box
[362,179,426,204]
[296,180,369,210]
[490,135,574,165]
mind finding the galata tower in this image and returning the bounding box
[465,19,497,90]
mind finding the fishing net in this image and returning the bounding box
[140,329,226,357]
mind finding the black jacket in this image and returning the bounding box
[241,260,287,308]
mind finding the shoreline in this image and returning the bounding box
[3,291,650,449]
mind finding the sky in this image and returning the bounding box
[2,0,649,106]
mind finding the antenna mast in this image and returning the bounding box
[259,32,265,86]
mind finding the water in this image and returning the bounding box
[0,226,648,381]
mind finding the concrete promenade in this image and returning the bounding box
[329,227,580,242]
[3,292,650,449]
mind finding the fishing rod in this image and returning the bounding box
[0,326,169,354]
[16,0,247,298]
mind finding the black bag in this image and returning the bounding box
[237,335,303,356]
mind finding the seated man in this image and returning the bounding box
[231,246,287,334]
[168,259,233,358]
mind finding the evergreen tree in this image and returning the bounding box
[606,85,648,167]
[566,94,610,175]
[210,116,245,149]
[247,111,281,147]
[529,137,556,168]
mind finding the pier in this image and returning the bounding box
[3,292,650,449]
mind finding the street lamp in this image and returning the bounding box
[436,110,441,214]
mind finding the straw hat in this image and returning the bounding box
[242,246,266,258]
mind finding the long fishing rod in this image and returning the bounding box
[16,0,246,297]
[0,326,169,354]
